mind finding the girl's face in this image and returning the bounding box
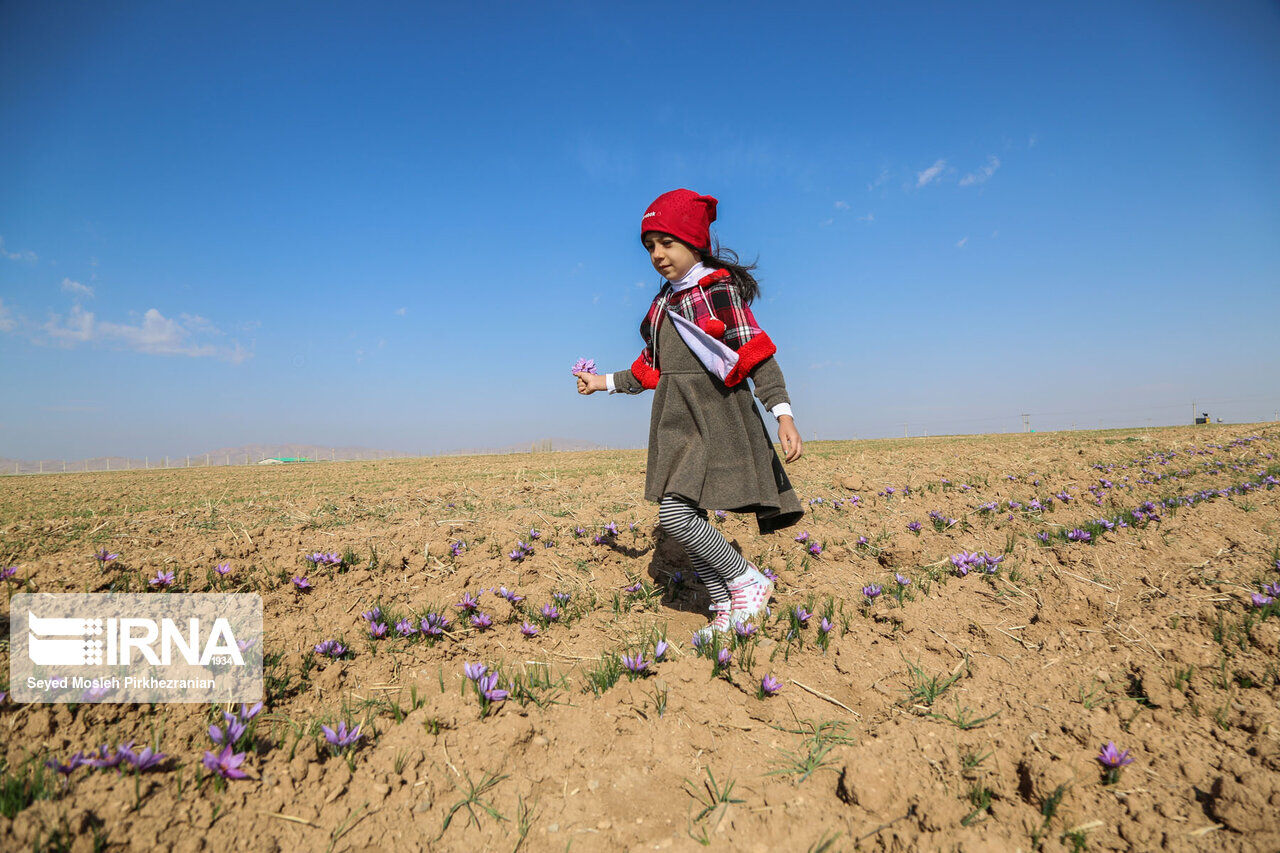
[643,231,699,282]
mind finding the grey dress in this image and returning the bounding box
[613,316,804,535]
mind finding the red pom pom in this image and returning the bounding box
[700,317,726,338]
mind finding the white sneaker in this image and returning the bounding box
[692,604,734,643]
[727,564,774,622]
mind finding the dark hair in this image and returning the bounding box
[649,232,761,304]
[697,236,760,304]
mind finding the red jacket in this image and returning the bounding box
[631,268,777,389]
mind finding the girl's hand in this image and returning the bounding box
[575,371,608,395]
[777,415,803,462]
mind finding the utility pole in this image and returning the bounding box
[1021,413,1030,433]
[903,423,908,438]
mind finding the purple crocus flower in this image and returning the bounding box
[509,548,526,561]
[714,510,726,521]
[621,653,649,675]
[819,617,833,634]
[1066,528,1092,543]
[1096,741,1134,776]
[203,746,248,779]
[94,548,119,564]
[894,573,911,586]
[148,570,175,588]
[653,640,669,661]
[540,603,560,621]
[213,562,231,576]
[862,584,883,601]
[83,744,126,770]
[553,592,570,605]
[760,674,782,696]
[464,662,488,681]
[368,621,388,638]
[1264,582,1280,598]
[572,357,598,375]
[46,752,86,777]
[794,606,812,627]
[794,532,810,543]
[209,717,246,746]
[907,521,922,533]
[0,566,16,582]
[479,672,509,703]
[291,575,311,590]
[603,522,619,536]
[716,648,732,667]
[1250,593,1275,608]
[691,632,708,651]
[1036,531,1051,544]
[734,622,758,639]
[529,529,541,540]
[395,618,417,637]
[322,721,363,750]
[520,621,539,637]
[455,592,480,611]
[857,536,869,546]
[470,612,493,630]
[623,581,643,594]
[807,542,823,556]
[361,606,382,622]
[121,745,166,771]
[450,541,465,557]
[498,587,525,604]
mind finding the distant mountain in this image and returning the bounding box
[0,437,620,475]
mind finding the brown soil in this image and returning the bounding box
[2,424,1279,852]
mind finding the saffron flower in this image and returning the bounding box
[395,618,417,637]
[857,535,869,546]
[894,573,911,586]
[862,584,882,600]
[621,653,649,676]
[498,587,525,605]
[1066,528,1092,543]
[291,575,311,590]
[553,591,570,605]
[122,746,166,771]
[464,662,488,681]
[508,548,526,561]
[691,632,708,651]
[1036,531,1051,544]
[478,672,508,703]
[793,606,812,627]
[759,674,782,697]
[714,510,726,521]
[520,621,539,637]
[653,640,669,661]
[794,532,810,543]
[209,718,246,747]
[449,541,465,557]
[572,357,598,375]
[94,548,119,564]
[148,569,175,588]
[455,591,480,611]
[623,581,643,594]
[203,746,248,780]
[540,603,560,621]
[368,621,388,638]
[734,622,758,639]
[470,612,493,630]
[716,648,732,668]
[1250,593,1275,608]
[1096,741,1134,784]
[603,522,619,536]
[213,562,231,576]
[529,529,540,539]
[907,521,922,534]
[46,753,86,778]
[313,639,348,657]
[305,551,342,566]
[1264,582,1280,598]
[807,542,823,556]
[322,721,363,751]
[361,606,383,622]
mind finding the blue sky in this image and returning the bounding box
[2,0,1278,460]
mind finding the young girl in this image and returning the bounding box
[574,189,804,637]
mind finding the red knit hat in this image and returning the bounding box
[640,189,718,251]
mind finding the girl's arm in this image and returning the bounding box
[574,370,646,395]
[749,356,803,462]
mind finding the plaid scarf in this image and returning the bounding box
[630,268,776,389]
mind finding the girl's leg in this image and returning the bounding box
[658,494,750,600]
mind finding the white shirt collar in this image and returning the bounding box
[669,261,715,293]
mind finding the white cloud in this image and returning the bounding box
[820,217,835,227]
[40,305,251,363]
[0,297,15,332]
[858,212,875,223]
[867,167,891,191]
[0,237,37,263]
[395,306,407,316]
[916,159,947,188]
[959,155,1001,187]
[956,236,969,248]
[834,200,849,210]
[61,277,95,298]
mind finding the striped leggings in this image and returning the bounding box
[658,494,750,607]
